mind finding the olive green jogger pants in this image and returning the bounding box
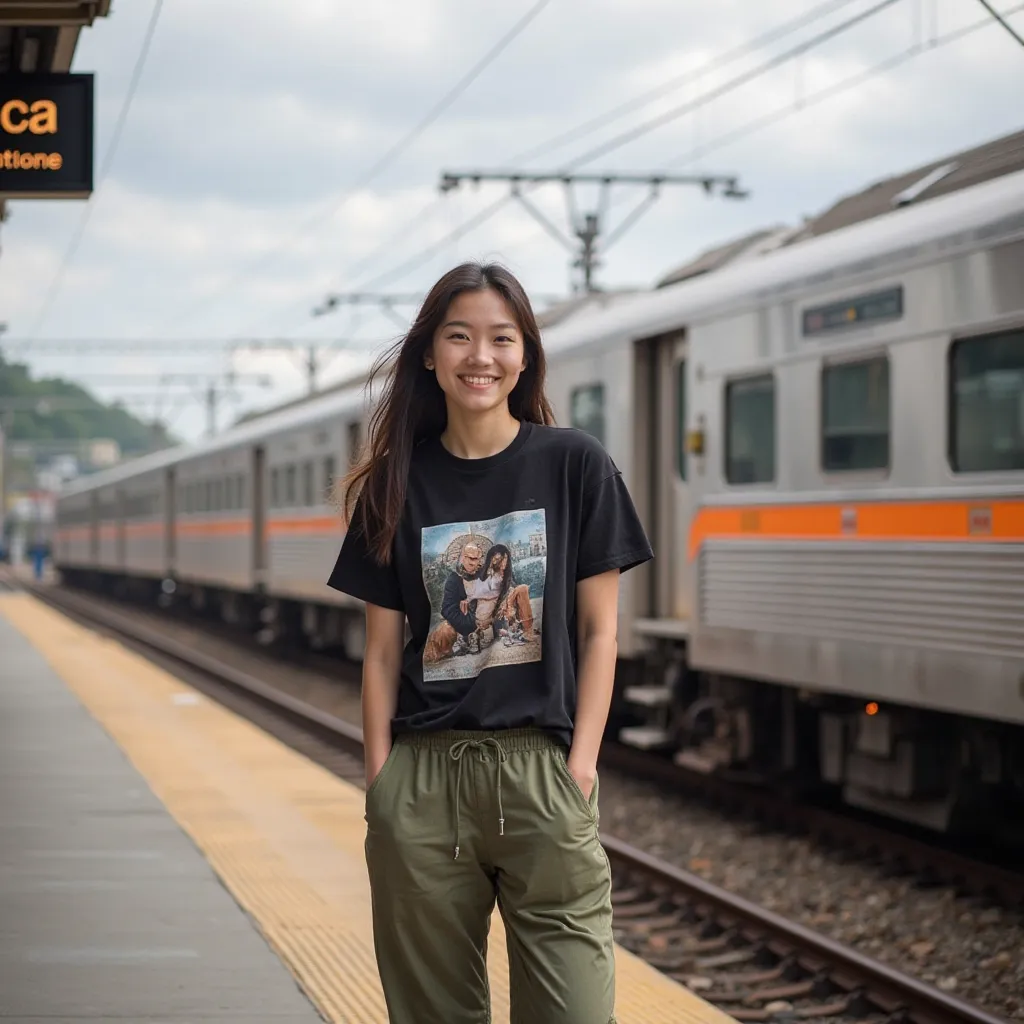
[364,728,616,1024]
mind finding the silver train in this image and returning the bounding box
[56,167,1024,832]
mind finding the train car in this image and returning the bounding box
[537,165,1024,832]
[679,173,1024,831]
[54,158,1024,833]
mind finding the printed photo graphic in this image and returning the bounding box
[421,509,546,682]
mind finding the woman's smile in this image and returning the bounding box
[458,373,501,389]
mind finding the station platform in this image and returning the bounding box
[0,590,735,1024]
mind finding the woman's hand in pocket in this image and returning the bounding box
[567,755,596,801]
[366,747,392,790]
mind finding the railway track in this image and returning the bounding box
[15,577,1012,1024]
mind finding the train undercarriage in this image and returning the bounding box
[58,566,1024,839]
[615,636,1024,839]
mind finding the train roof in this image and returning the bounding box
[794,127,1024,240]
[540,165,1024,362]
[59,165,1024,502]
[59,377,371,498]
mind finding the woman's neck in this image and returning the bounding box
[440,405,521,460]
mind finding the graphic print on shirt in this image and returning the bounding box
[421,509,546,682]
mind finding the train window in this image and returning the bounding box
[821,357,890,472]
[725,374,775,484]
[270,468,280,508]
[237,474,247,510]
[347,420,362,468]
[950,328,1024,472]
[323,455,336,503]
[285,465,297,506]
[676,360,687,481]
[570,383,605,446]
[302,461,315,507]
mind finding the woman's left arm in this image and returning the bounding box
[567,568,621,799]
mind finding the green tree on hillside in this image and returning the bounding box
[0,353,177,455]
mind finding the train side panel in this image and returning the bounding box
[687,235,1024,725]
[121,469,167,578]
[95,486,120,573]
[264,413,356,604]
[54,493,94,569]
[175,446,252,590]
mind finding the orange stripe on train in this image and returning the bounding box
[688,498,1024,560]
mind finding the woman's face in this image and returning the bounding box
[490,552,507,575]
[426,289,526,418]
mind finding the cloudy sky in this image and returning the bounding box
[2,0,1022,442]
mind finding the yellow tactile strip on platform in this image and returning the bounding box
[0,593,735,1024]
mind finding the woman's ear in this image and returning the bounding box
[424,346,435,371]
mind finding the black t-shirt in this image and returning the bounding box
[326,419,653,747]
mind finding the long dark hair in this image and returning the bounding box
[341,262,555,565]
[481,543,514,607]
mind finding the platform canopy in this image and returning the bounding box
[0,1,110,74]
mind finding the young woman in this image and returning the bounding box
[327,261,652,1024]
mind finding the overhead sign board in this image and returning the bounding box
[0,73,94,199]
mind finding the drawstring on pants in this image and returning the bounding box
[448,737,507,860]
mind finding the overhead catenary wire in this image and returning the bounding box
[331,0,906,299]
[25,0,166,343]
[276,0,883,326]
[166,0,555,332]
[251,194,447,336]
[13,0,1015,364]
[663,1,1024,171]
[339,0,1018,308]
[973,0,1024,47]
[235,0,908,337]
[506,0,868,166]
[560,0,905,170]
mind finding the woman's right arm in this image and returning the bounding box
[362,602,406,788]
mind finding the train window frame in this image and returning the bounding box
[675,360,687,481]
[724,372,776,486]
[346,420,362,468]
[569,382,606,446]
[270,468,280,509]
[302,460,315,507]
[285,465,297,507]
[323,455,336,504]
[820,354,891,475]
[948,327,1024,474]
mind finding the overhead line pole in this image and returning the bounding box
[439,171,748,293]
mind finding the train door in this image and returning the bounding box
[633,330,694,625]
[165,468,176,574]
[252,446,267,585]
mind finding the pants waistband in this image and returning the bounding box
[395,727,563,753]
